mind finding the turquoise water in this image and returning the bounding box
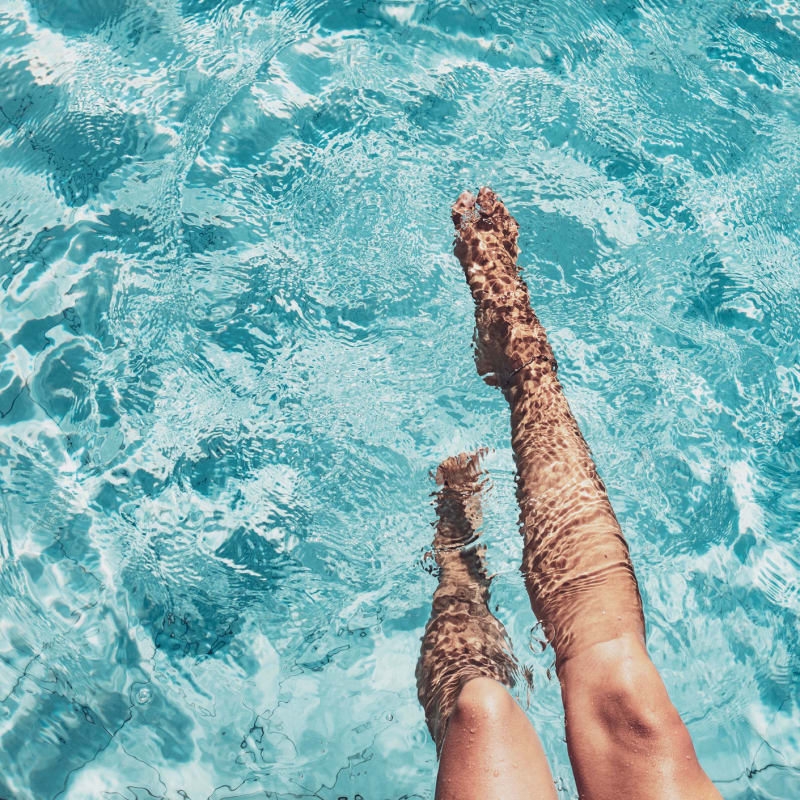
[1,0,799,797]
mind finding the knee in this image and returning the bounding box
[565,637,688,752]
[595,665,682,746]
[451,677,516,728]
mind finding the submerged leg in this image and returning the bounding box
[451,188,721,800]
[417,452,557,800]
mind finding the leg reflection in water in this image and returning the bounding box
[416,189,722,800]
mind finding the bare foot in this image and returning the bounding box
[452,188,556,387]
[434,447,488,487]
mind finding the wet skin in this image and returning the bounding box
[416,451,518,755]
[417,189,722,800]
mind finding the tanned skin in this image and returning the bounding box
[417,451,557,800]
[417,188,721,800]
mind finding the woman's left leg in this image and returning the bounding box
[417,452,557,800]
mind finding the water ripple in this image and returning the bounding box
[1,0,799,797]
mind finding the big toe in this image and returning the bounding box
[477,186,499,215]
[451,190,476,227]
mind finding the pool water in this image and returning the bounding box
[1,0,799,797]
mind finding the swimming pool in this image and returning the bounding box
[1,0,798,797]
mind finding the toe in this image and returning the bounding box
[477,186,499,215]
[435,449,488,487]
[477,187,519,254]
[452,190,476,227]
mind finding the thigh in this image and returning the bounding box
[435,678,558,800]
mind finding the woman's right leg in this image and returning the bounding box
[451,187,721,800]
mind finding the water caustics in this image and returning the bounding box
[1,0,799,798]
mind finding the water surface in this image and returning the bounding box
[1,0,799,797]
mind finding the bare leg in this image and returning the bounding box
[417,452,557,800]
[451,188,721,800]
[435,677,558,800]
